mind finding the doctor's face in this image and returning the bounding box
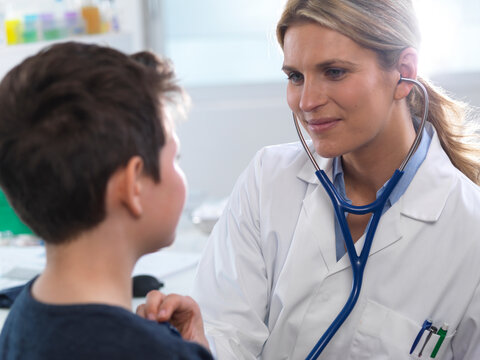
[282,22,398,159]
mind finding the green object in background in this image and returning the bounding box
[22,29,38,43]
[0,188,32,235]
[43,28,62,40]
[22,15,39,43]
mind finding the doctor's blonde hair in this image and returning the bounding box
[277,0,480,185]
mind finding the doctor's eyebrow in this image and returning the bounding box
[282,59,358,73]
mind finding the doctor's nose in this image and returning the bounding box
[299,80,328,113]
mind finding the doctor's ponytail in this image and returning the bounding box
[277,0,480,185]
[409,76,480,184]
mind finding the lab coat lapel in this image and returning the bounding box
[297,150,403,276]
[266,157,336,357]
[330,126,452,275]
[399,129,453,222]
[330,204,402,275]
[294,126,452,279]
[296,154,338,273]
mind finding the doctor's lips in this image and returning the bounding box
[304,117,341,133]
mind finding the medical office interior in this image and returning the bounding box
[0,0,479,329]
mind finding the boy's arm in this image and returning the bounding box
[136,291,210,351]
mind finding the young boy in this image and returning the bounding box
[0,42,212,359]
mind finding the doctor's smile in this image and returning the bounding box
[304,117,341,134]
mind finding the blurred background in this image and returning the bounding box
[0,0,479,221]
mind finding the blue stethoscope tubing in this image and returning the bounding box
[292,77,429,360]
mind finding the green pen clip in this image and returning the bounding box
[430,323,448,358]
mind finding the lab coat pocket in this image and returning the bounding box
[409,330,455,360]
[347,299,421,360]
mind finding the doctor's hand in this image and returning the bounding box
[136,290,210,351]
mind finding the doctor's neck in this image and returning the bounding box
[342,105,416,198]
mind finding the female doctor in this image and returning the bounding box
[141,0,480,358]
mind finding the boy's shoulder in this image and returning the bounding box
[0,280,212,360]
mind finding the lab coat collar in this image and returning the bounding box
[294,123,453,275]
[294,143,336,273]
[295,124,452,222]
[295,141,399,274]
[399,125,454,222]
[296,141,333,184]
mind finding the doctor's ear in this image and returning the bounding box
[394,47,418,100]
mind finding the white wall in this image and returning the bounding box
[114,0,145,52]
[431,72,480,108]
[177,82,295,200]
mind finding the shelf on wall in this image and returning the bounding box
[0,32,133,80]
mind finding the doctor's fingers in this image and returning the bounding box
[136,290,166,321]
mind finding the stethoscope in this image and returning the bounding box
[292,76,429,360]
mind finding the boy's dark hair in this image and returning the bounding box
[0,42,181,244]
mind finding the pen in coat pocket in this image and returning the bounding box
[418,325,437,357]
[430,323,448,358]
[410,319,432,354]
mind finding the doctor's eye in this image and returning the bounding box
[287,71,304,85]
[325,68,347,80]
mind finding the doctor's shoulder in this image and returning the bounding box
[447,165,480,217]
[253,141,312,178]
[228,141,312,216]
[444,170,480,359]
[227,141,308,210]
[437,164,480,260]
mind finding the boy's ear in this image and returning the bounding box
[121,156,145,218]
[394,47,418,100]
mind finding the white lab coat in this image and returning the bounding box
[192,123,480,359]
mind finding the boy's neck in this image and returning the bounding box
[32,223,140,311]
